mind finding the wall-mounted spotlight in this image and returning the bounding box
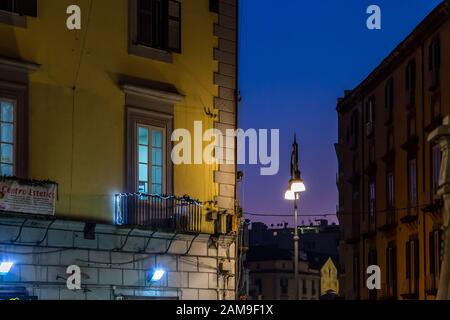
[150,269,165,282]
[0,262,14,275]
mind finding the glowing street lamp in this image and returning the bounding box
[284,135,306,300]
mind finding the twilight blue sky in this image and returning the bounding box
[238,0,443,226]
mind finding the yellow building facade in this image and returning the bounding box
[0,0,239,231]
[0,0,239,300]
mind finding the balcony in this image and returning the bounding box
[115,193,203,234]
[401,278,418,299]
[426,274,439,296]
[378,210,397,233]
[380,283,396,300]
[362,214,376,239]
[400,211,418,225]
[422,199,443,222]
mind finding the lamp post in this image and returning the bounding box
[284,135,306,300]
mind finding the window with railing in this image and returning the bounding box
[385,78,394,123]
[408,114,416,137]
[408,158,418,210]
[428,36,440,90]
[280,278,288,294]
[387,131,394,151]
[350,110,359,148]
[137,125,164,194]
[429,229,442,281]
[353,255,360,298]
[432,144,442,195]
[387,172,394,209]
[405,238,419,296]
[311,280,316,296]
[302,279,307,295]
[365,96,375,137]
[126,107,173,195]
[368,248,377,300]
[405,59,416,108]
[369,181,376,225]
[386,243,397,297]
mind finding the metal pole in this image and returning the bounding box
[294,193,299,300]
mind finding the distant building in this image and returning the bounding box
[336,1,449,300]
[320,258,340,297]
[249,220,340,263]
[246,220,341,300]
[246,246,320,300]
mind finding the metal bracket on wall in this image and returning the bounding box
[204,107,218,120]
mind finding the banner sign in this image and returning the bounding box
[0,178,57,216]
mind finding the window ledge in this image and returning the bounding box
[129,43,173,64]
[0,56,40,73]
[0,11,27,28]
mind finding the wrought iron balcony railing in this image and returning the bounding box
[115,193,203,234]
[401,278,419,299]
[426,274,439,295]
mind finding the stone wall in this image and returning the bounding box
[213,0,238,217]
[0,215,236,300]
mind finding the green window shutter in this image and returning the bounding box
[168,0,181,53]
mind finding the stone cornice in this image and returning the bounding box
[121,83,184,105]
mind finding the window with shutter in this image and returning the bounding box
[130,0,181,63]
[0,0,37,16]
[168,0,181,53]
[0,0,36,27]
[16,0,37,17]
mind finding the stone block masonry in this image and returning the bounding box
[213,0,238,218]
[0,215,236,300]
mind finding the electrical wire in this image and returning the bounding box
[243,203,437,218]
